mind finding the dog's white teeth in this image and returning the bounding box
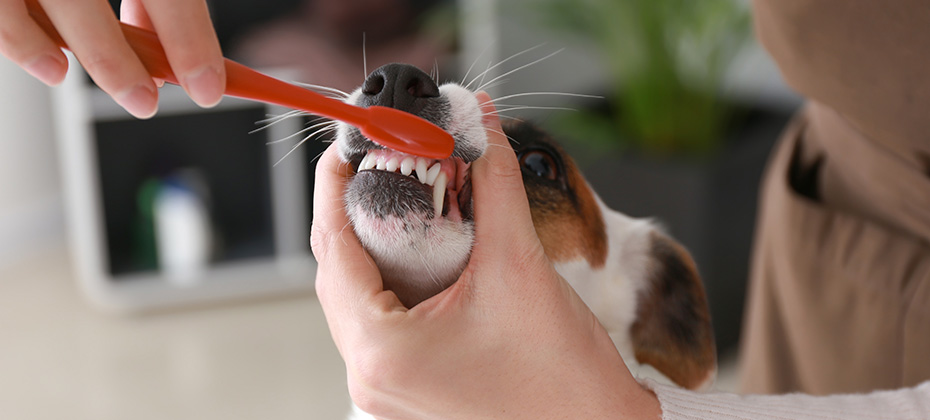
[400,157,415,176]
[386,157,399,172]
[433,172,448,219]
[361,153,444,194]
[425,163,442,186]
[416,158,429,183]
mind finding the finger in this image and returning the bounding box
[0,0,68,85]
[468,91,542,260]
[119,0,165,87]
[310,144,400,316]
[39,0,157,118]
[119,0,154,30]
[140,0,225,108]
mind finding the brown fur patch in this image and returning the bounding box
[502,121,607,268]
[630,232,716,389]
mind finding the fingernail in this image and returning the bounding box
[183,66,224,108]
[116,84,158,119]
[24,54,67,86]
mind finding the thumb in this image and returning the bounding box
[466,92,548,275]
[310,143,398,318]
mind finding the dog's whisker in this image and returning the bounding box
[251,110,307,134]
[484,142,517,151]
[475,48,563,93]
[461,41,496,86]
[257,109,304,125]
[474,59,494,93]
[310,149,327,164]
[488,105,578,114]
[494,114,526,123]
[362,32,368,78]
[481,91,602,106]
[273,126,337,166]
[465,43,546,91]
[266,120,338,145]
[473,79,510,93]
[336,220,358,251]
[290,82,351,99]
[337,160,354,177]
[484,129,518,143]
[411,245,443,288]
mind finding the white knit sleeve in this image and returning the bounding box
[641,379,930,420]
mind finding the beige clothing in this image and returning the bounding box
[740,1,930,394]
[644,379,930,420]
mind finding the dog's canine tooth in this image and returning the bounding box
[415,158,429,183]
[360,154,376,171]
[400,157,415,176]
[433,172,448,219]
[425,163,442,186]
[386,157,400,172]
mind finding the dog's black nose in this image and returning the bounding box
[359,63,439,115]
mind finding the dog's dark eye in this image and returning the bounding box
[519,150,558,181]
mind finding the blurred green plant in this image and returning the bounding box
[535,0,751,156]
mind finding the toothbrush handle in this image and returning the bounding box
[26,0,455,159]
[222,59,367,127]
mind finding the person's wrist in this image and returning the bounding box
[637,386,662,419]
[628,380,662,420]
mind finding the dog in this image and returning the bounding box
[334,63,716,417]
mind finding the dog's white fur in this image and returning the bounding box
[555,195,657,364]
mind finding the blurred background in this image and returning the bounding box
[0,0,801,418]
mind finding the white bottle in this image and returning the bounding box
[154,178,212,286]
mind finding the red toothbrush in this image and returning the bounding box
[26,0,454,160]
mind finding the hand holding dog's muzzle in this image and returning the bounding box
[311,92,660,420]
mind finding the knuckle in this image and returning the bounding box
[80,52,120,76]
[309,220,336,261]
[487,156,523,182]
[346,334,411,392]
[79,52,142,92]
[348,350,394,397]
[312,268,330,298]
[475,147,522,187]
[348,379,385,416]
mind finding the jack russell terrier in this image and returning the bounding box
[333,63,716,416]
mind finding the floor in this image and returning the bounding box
[0,245,739,420]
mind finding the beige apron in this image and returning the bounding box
[739,1,930,395]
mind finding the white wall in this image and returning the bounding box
[0,59,65,268]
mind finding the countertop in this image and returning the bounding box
[0,245,351,420]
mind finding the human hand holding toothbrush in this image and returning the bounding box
[0,0,224,118]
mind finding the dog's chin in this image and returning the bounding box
[346,169,475,307]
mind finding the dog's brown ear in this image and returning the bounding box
[630,231,716,390]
